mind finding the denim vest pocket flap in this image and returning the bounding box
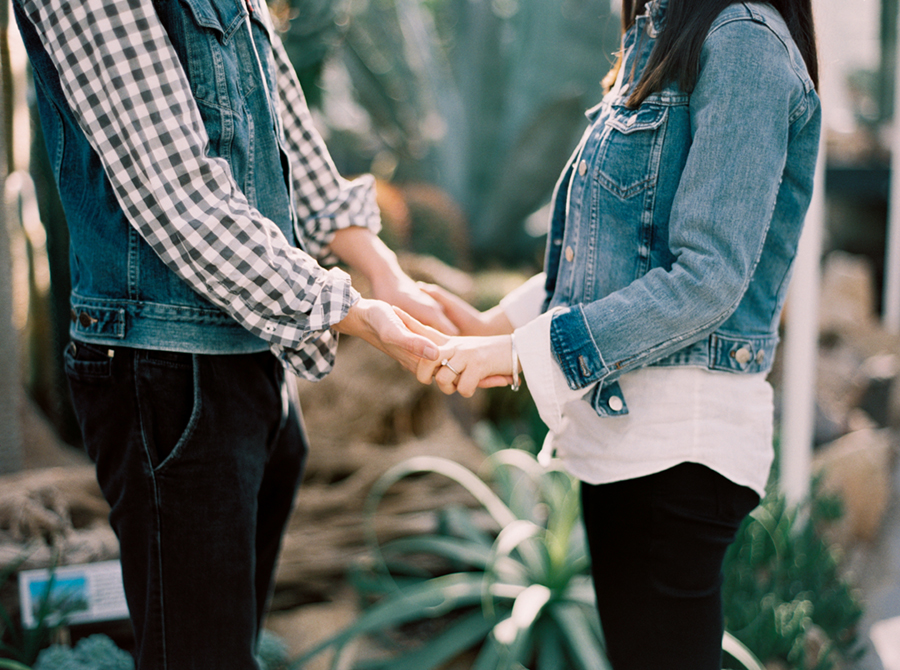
[708,333,778,373]
[180,0,244,40]
[71,304,126,339]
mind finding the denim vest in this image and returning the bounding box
[17,0,293,353]
[544,1,821,417]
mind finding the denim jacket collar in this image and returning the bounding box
[644,0,668,37]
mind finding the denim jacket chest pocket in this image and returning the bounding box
[595,102,669,200]
[564,97,686,303]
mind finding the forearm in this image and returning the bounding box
[329,226,403,289]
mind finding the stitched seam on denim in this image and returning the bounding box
[151,354,202,476]
[132,353,168,668]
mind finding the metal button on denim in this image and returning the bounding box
[608,396,624,411]
[733,348,752,365]
[579,160,588,176]
[565,246,574,262]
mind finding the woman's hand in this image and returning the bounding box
[333,298,439,372]
[370,272,460,336]
[418,283,514,337]
[427,335,517,397]
[396,311,517,397]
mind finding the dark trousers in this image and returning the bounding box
[581,462,759,670]
[65,342,308,670]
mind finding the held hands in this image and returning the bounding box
[417,283,514,337]
[333,298,439,372]
[327,226,459,335]
[396,312,519,398]
[369,272,461,336]
[327,224,519,395]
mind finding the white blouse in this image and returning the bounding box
[502,274,774,498]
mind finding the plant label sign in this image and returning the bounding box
[18,560,129,628]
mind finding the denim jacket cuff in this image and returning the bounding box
[549,306,610,389]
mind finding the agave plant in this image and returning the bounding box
[291,439,766,670]
[288,0,621,264]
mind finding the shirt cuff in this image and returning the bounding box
[500,273,547,329]
[515,309,595,434]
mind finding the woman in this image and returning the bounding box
[409,1,820,668]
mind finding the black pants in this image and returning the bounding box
[581,462,759,670]
[65,342,308,670]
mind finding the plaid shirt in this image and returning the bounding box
[16,0,380,380]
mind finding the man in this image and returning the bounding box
[12,0,453,667]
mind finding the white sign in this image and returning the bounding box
[18,560,129,628]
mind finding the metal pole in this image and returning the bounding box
[884,0,900,332]
[780,132,826,507]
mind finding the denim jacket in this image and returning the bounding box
[543,1,821,417]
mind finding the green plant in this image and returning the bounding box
[0,660,31,670]
[722,491,864,670]
[292,442,769,670]
[292,0,620,264]
[256,630,291,670]
[0,556,86,667]
[32,635,133,670]
[293,448,605,670]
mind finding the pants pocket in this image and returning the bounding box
[134,350,200,469]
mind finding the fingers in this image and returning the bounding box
[378,280,461,336]
[418,283,484,335]
[418,303,461,337]
[386,326,440,362]
[434,363,463,395]
[394,307,450,346]
[478,375,515,388]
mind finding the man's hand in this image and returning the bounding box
[333,298,440,372]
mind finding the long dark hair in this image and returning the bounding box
[609,0,818,107]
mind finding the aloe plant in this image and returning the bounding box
[291,442,768,670]
[0,555,88,667]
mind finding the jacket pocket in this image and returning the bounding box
[595,103,668,200]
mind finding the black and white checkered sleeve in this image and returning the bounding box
[272,35,382,264]
[18,0,356,380]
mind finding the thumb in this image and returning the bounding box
[384,310,440,361]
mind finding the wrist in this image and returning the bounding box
[484,306,515,336]
[332,298,370,339]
